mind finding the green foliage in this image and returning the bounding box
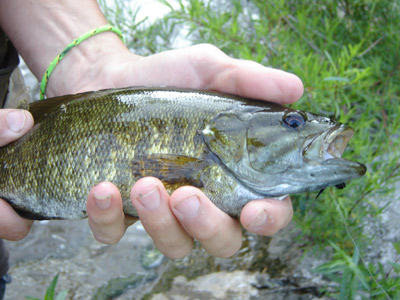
[99,0,400,298]
[25,274,68,300]
[314,241,400,300]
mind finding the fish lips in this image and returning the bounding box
[321,157,367,177]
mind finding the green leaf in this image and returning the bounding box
[388,262,400,273]
[323,76,350,82]
[44,274,59,300]
[393,241,400,254]
[55,290,69,300]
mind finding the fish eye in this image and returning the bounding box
[283,112,306,129]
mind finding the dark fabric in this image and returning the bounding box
[0,240,8,279]
[0,279,5,300]
[0,273,11,300]
[0,29,19,108]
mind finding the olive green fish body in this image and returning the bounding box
[0,87,366,220]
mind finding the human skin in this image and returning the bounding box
[0,0,302,258]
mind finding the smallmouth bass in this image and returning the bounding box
[0,87,366,220]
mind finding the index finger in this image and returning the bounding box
[186,44,304,104]
[223,60,304,104]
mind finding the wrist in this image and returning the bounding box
[45,31,137,97]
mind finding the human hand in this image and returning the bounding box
[1,0,301,258]
[0,109,34,240]
[53,43,301,258]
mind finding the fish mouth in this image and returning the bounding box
[303,124,355,161]
[324,125,354,160]
[323,125,366,177]
[302,124,366,182]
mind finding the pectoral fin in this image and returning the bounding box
[131,154,210,188]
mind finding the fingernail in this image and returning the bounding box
[6,111,26,133]
[137,187,160,210]
[174,196,200,219]
[94,193,112,210]
[249,209,267,228]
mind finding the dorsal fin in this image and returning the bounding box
[28,90,97,123]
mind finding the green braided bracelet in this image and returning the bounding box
[39,25,124,100]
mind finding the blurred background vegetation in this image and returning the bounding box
[99,0,400,298]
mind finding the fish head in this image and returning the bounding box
[203,104,366,196]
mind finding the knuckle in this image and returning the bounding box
[93,232,123,245]
[143,214,173,234]
[89,219,126,245]
[212,240,242,258]
[188,44,226,71]
[97,215,118,227]
[203,229,242,258]
[162,244,193,260]
[201,43,222,55]
[214,246,239,258]
[266,214,283,235]
[88,209,122,227]
[264,215,288,236]
[194,223,219,242]
[192,43,220,53]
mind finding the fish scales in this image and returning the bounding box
[0,87,366,220]
[0,88,248,219]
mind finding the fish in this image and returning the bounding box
[0,87,366,220]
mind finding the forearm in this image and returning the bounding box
[0,0,131,97]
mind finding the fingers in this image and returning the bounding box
[132,177,291,258]
[131,178,242,258]
[186,44,304,104]
[124,44,303,105]
[0,198,33,241]
[215,59,304,104]
[87,179,292,257]
[170,186,242,258]
[240,196,293,236]
[131,177,194,259]
[0,109,34,146]
[87,182,132,244]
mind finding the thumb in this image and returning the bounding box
[0,109,34,146]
